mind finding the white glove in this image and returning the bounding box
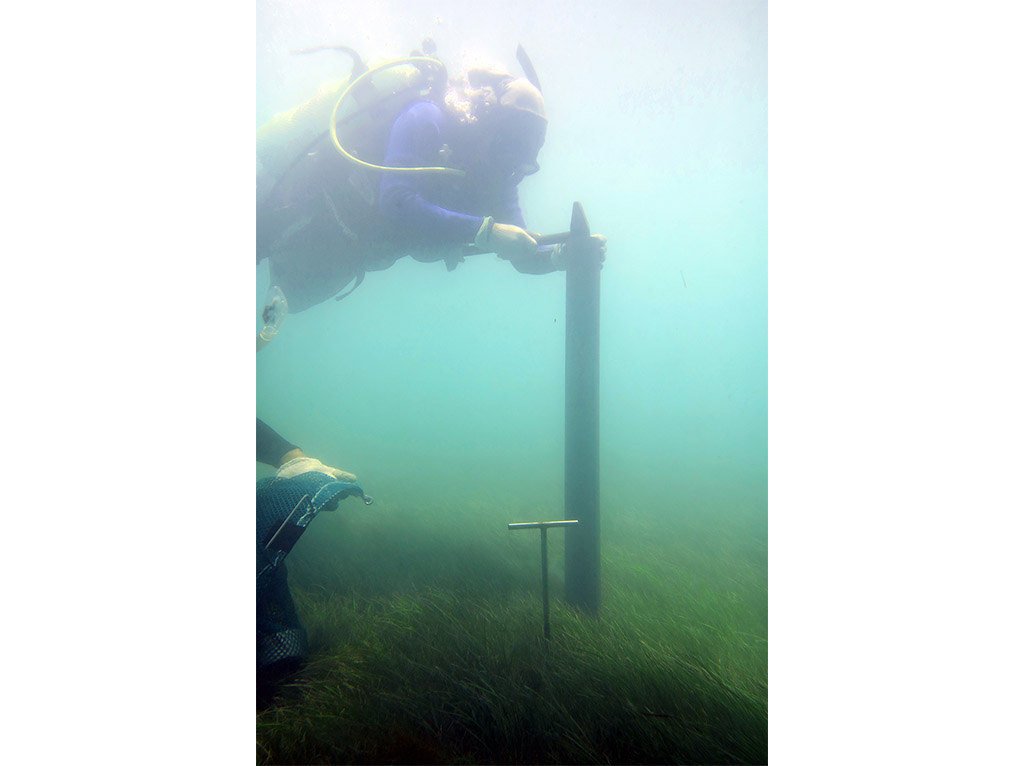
[276,456,357,483]
[475,216,538,260]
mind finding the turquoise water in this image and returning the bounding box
[256,0,766,533]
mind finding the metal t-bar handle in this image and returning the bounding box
[508,520,580,639]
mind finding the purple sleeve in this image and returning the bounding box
[378,102,485,244]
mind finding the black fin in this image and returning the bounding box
[516,44,542,93]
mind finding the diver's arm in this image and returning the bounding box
[378,102,550,265]
[493,181,557,272]
[257,418,358,481]
[378,102,484,245]
[492,174,560,272]
[256,418,300,468]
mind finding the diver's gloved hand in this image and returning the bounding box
[550,235,608,270]
[276,455,358,483]
[475,216,538,260]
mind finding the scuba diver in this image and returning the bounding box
[256,41,607,324]
[256,418,366,709]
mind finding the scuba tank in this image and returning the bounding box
[255,45,459,313]
[256,48,456,209]
[257,41,545,210]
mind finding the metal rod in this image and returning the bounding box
[541,527,550,639]
[564,202,601,613]
[508,519,578,639]
[461,230,571,257]
[507,520,579,530]
[263,494,310,551]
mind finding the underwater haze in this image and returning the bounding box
[257,0,766,522]
[256,0,766,762]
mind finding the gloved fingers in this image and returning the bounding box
[276,456,323,479]
[276,456,355,482]
[511,229,538,259]
[519,228,539,245]
[326,467,358,483]
[492,223,538,260]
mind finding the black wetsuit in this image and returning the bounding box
[255,418,304,707]
[256,418,299,467]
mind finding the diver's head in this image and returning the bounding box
[492,76,546,178]
[447,67,547,181]
[497,76,545,121]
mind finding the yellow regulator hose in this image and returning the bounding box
[329,57,466,178]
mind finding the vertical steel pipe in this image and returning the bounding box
[564,202,601,613]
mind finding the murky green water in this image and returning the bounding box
[256,0,766,529]
[256,2,766,759]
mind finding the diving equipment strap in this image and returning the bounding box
[334,270,366,301]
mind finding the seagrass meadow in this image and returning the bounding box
[257,1,766,763]
[255,483,767,764]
